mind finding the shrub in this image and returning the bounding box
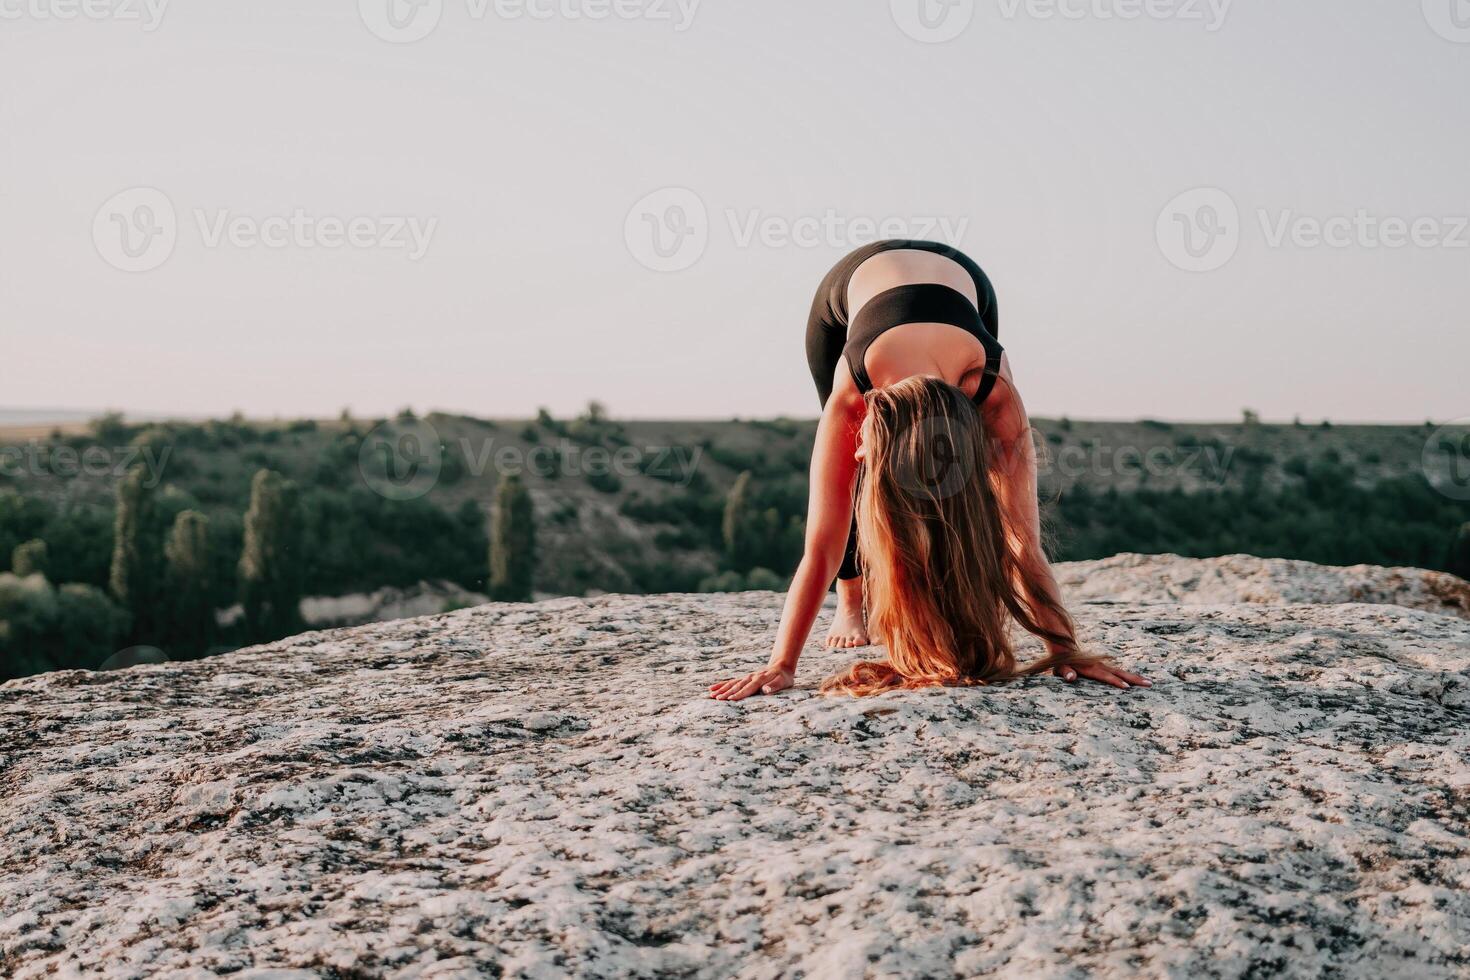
[239,470,304,642]
[587,470,622,494]
[0,573,130,679]
[490,475,535,601]
[164,510,214,658]
[12,539,47,577]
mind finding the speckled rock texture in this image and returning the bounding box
[2,556,1468,979]
[1054,553,1470,621]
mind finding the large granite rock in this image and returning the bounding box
[2,556,1468,978]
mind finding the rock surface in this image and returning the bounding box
[1055,552,1470,620]
[2,556,1468,978]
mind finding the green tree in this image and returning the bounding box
[239,469,303,641]
[165,510,214,657]
[109,467,160,640]
[723,471,754,570]
[490,475,535,601]
[55,584,132,672]
[12,539,48,577]
[452,499,489,592]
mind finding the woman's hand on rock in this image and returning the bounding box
[1054,662,1152,690]
[709,666,795,701]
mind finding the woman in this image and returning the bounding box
[709,240,1150,700]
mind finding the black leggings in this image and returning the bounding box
[803,263,865,580]
[803,244,999,580]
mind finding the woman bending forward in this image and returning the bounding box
[710,240,1151,700]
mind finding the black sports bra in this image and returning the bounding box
[842,282,1006,406]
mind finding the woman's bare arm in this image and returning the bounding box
[709,373,865,700]
[980,358,1073,651]
[981,356,1150,688]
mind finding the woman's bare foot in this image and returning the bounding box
[825,577,870,648]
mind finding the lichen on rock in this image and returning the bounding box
[1,556,1468,977]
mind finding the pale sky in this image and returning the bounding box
[2,1,1467,422]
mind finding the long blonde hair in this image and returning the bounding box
[822,376,1105,697]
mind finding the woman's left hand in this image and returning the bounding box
[709,666,795,701]
[1055,662,1152,689]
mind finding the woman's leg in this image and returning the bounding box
[804,275,862,581]
[804,277,869,647]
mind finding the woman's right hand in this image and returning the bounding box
[708,666,795,701]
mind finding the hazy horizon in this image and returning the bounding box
[4,1,1468,424]
[0,404,1454,429]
